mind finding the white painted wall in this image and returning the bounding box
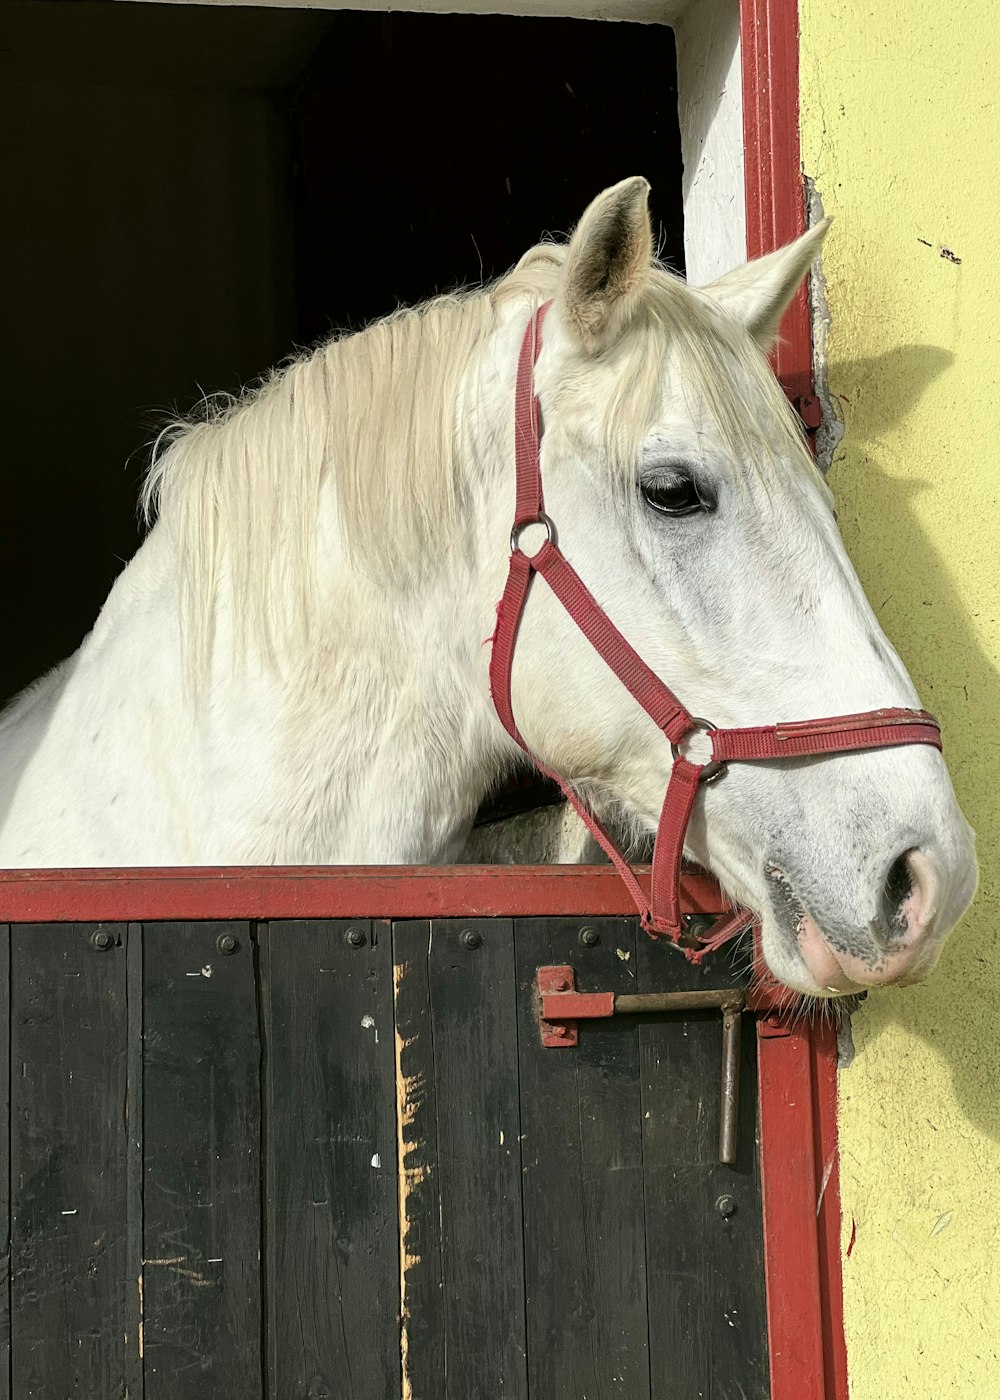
[674,0,745,282]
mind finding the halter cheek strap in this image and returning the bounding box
[489,303,943,963]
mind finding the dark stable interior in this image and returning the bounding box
[1,0,684,720]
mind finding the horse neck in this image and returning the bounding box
[265,535,509,865]
[0,316,521,867]
[0,512,512,869]
[238,330,525,863]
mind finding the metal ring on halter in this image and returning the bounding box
[670,718,727,783]
[510,513,556,557]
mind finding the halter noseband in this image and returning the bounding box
[489,303,943,963]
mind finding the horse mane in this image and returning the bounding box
[141,241,816,679]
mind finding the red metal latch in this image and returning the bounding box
[536,964,747,1163]
[537,964,613,1046]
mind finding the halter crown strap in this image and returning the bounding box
[489,304,943,962]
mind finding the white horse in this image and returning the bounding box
[0,178,976,995]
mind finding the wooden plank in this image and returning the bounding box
[261,919,398,1400]
[8,922,129,1397]
[393,919,527,1400]
[141,922,261,1399]
[635,934,769,1399]
[0,925,9,1400]
[392,922,444,1396]
[515,916,650,1400]
[124,923,144,1400]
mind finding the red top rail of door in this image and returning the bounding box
[0,864,729,924]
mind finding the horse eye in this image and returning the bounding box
[641,474,705,518]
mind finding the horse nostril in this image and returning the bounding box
[881,850,915,933]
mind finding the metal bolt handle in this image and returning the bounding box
[537,966,745,1164]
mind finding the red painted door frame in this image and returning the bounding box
[741,2,850,1397]
[741,0,816,402]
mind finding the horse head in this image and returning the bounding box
[490,177,976,996]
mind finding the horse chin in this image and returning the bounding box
[761,865,868,998]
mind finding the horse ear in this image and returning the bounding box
[703,219,831,347]
[558,177,653,350]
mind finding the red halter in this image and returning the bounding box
[489,304,943,962]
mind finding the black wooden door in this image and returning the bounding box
[1,917,768,1399]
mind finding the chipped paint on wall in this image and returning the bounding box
[799,2,1000,1393]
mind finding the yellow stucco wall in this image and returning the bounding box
[798,2,1000,1393]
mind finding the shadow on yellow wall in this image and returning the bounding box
[829,338,999,1142]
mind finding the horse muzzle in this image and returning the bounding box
[764,847,974,995]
